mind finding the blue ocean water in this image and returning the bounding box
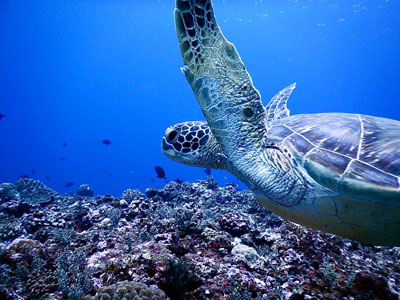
[0,0,399,196]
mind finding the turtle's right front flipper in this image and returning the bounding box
[174,0,266,154]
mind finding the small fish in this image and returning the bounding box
[46,176,50,180]
[175,178,183,184]
[108,174,113,178]
[227,182,242,191]
[102,139,111,146]
[154,166,166,180]
[0,113,5,121]
[64,182,74,188]
[151,178,155,183]
[62,142,67,147]
[20,174,30,179]
[204,168,211,176]
[59,157,66,161]
[31,169,35,175]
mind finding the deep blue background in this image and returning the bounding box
[1,0,399,196]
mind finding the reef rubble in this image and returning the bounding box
[0,178,399,300]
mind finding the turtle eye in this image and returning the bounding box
[164,127,179,144]
[166,129,179,143]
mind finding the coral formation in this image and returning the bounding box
[83,281,168,300]
[16,178,58,204]
[77,184,94,197]
[0,177,398,299]
[0,183,19,203]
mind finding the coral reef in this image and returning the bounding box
[15,178,58,204]
[77,184,94,197]
[0,183,19,203]
[0,177,399,299]
[82,280,168,300]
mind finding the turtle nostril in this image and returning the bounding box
[242,106,255,119]
[167,129,178,143]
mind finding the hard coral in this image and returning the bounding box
[16,178,58,204]
[77,184,94,197]
[122,189,145,204]
[0,183,19,203]
[3,238,43,265]
[0,199,32,217]
[219,213,250,236]
[26,271,58,299]
[83,281,168,300]
[352,271,398,300]
[159,258,202,300]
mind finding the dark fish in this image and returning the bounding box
[102,139,111,146]
[204,168,211,176]
[151,178,155,183]
[46,176,50,180]
[0,113,5,120]
[175,178,183,184]
[154,166,166,179]
[64,182,74,188]
[31,169,35,175]
[108,174,113,178]
[62,142,67,147]
[59,157,66,161]
[20,174,30,179]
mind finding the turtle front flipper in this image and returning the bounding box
[175,0,266,153]
[175,0,308,201]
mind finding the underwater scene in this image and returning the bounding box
[1,0,400,299]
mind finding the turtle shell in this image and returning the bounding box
[268,113,400,202]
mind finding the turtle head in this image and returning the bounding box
[161,121,227,170]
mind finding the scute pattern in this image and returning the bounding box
[339,160,399,201]
[282,113,362,158]
[359,115,400,176]
[270,113,400,202]
[304,148,351,191]
[285,133,314,158]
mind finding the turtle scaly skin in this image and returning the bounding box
[161,84,296,169]
[171,0,400,246]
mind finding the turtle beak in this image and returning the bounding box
[161,137,175,155]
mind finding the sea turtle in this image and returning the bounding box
[163,0,400,246]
